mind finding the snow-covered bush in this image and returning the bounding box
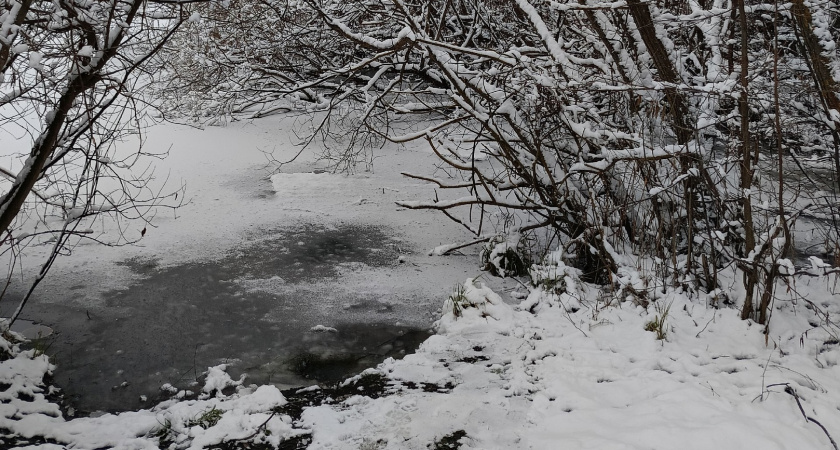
[480,235,530,278]
[522,251,584,314]
[437,278,513,332]
[529,251,578,294]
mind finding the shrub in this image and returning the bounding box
[644,302,672,341]
[480,235,529,278]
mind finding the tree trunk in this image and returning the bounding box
[790,0,840,193]
[625,0,693,145]
[735,0,757,321]
[625,0,700,277]
[0,0,34,73]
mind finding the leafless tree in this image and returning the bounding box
[0,0,203,325]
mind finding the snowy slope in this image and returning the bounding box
[298,278,840,450]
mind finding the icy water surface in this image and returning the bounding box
[7,224,436,414]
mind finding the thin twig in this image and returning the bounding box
[695,315,716,338]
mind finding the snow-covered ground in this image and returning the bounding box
[301,277,840,450]
[1,116,840,449]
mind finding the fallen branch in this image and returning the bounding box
[783,385,839,450]
[429,236,493,256]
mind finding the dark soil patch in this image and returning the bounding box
[432,430,468,449]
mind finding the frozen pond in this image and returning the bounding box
[4,223,461,413]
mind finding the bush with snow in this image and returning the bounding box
[480,235,530,278]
